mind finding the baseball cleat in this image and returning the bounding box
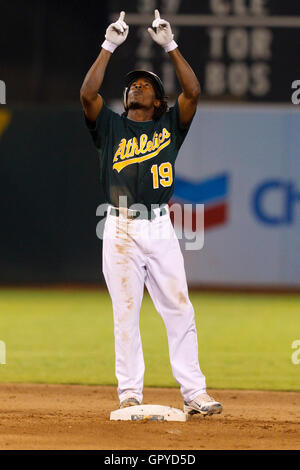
[119,397,141,409]
[184,393,223,416]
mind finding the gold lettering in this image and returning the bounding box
[162,128,171,140]
[130,137,139,156]
[113,128,171,165]
[124,139,132,159]
[113,139,127,162]
[113,138,171,173]
[152,132,156,147]
[146,140,153,152]
[139,134,148,154]
[152,133,159,150]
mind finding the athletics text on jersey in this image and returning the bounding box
[113,128,171,173]
[84,101,194,209]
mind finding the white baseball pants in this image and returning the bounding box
[102,205,206,404]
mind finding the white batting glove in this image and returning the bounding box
[102,11,129,53]
[147,9,178,53]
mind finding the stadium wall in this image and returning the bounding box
[0,104,299,288]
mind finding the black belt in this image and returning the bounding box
[110,206,167,220]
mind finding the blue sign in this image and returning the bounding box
[253,179,300,225]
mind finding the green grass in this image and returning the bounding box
[0,289,299,391]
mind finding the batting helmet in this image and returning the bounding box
[123,70,165,110]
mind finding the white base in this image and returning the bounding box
[110,404,188,422]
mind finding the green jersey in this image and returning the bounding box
[85,101,194,210]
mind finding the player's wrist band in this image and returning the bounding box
[163,40,178,53]
[101,39,117,53]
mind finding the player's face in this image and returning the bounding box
[127,78,160,111]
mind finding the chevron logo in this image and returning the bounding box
[170,173,230,231]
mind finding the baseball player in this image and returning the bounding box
[80,10,222,416]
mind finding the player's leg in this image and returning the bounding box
[102,214,146,405]
[144,215,206,403]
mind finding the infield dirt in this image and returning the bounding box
[0,383,299,450]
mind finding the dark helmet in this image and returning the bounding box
[123,70,165,110]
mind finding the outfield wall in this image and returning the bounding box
[0,104,299,288]
[0,106,103,283]
[172,105,300,288]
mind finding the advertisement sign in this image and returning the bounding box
[173,105,300,286]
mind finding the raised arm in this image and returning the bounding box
[168,49,200,127]
[80,12,129,122]
[148,10,200,127]
[80,49,111,122]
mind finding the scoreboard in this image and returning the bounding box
[105,0,300,103]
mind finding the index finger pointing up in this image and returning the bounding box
[119,11,125,22]
[154,9,160,20]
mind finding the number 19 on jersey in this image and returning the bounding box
[151,163,173,189]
